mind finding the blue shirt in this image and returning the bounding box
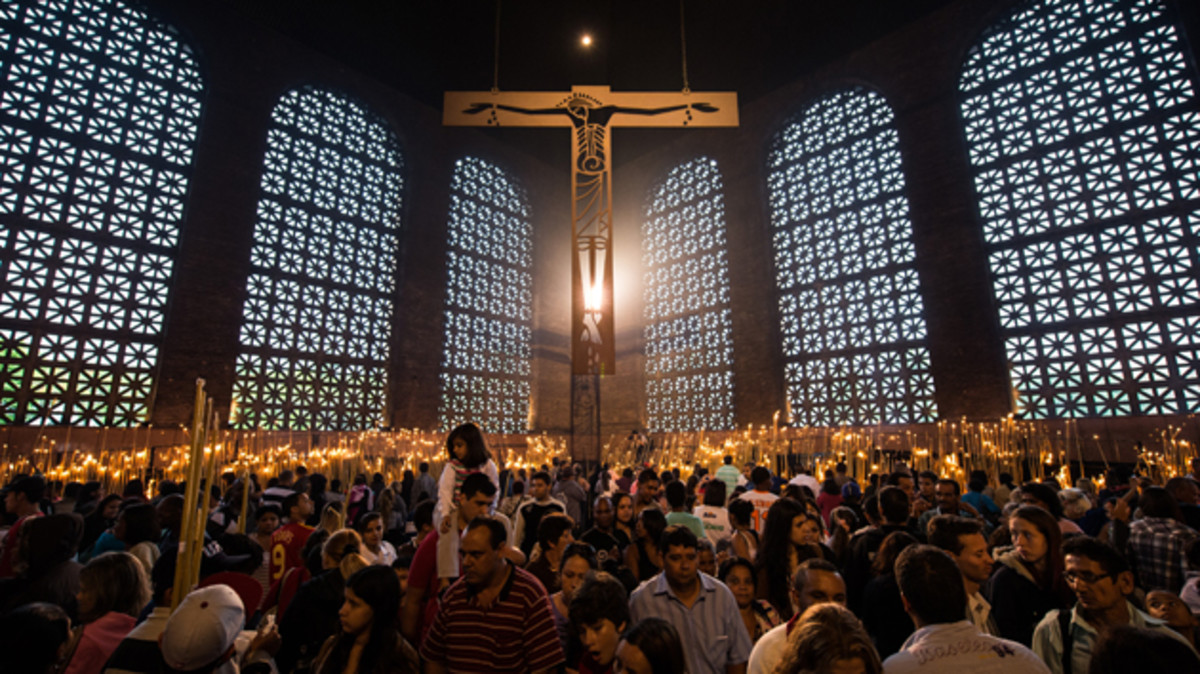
[963,491,1000,515]
[629,571,752,674]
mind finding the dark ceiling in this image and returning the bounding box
[184,0,960,167]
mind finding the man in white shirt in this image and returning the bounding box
[787,467,821,500]
[748,559,846,674]
[738,466,778,535]
[927,515,998,635]
[883,545,1048,673]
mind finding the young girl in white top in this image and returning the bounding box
[435,422,499,581]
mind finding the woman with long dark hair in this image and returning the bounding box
[986,505,1071,646]
[277,529,369,673]
[755,499,826,620]
[86,502,160,574]
[313,565,417,674]
[860,530,918,658]
[77,494,121,561]
[613,491,636,542]
[626,508,667,583]
[549,542,599,665]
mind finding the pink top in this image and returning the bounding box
[65,611,136,674]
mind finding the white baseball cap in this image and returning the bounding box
[160,584,245,671]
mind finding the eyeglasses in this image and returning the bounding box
[1063,571,1111,585]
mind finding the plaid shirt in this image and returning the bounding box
[1126,516,1200,593]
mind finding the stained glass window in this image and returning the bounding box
[961,0,1200,417]
[232,87,403,431]
[0,0,203,426]
[643,157,735,432]
[437,157,532,433]
[767,88,937,426]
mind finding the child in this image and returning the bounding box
[435,423,499,583]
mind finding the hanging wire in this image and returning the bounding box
[492,0,502,93]
[679,0,690,93]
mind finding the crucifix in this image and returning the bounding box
[444,85,738,456]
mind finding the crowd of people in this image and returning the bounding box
[1,421,1200,673]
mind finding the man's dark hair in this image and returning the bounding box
[281,492,304,519]
[917,471,938,483]
[1088,624,1200,673]
[466,516,507,549]
[537,513,574,549]
[1139,486,1181,520]
[569,572,630,632]
[999,472,1013,485]
[657,524,699,554]
[750,466,771,487]
[724,455,734,465]
[703,479,727,507]
[7,475,45,503]
[887,471,912,487]
[411,500,435,530]
[1062,536,1129,577]
[253,501,280,522]
[895,545,967,624]
[531,470,552,486]
[863,494,879,522]
[936,478,961,496]
[790,557,839,593]
[418,462,429,473]
[878,486,911,524]
[665,480,687,508]
[278,469,294,484]
[637,468,659,485]
[461,472,497,500]
[926,515,983,555]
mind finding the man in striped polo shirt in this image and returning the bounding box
[421,516,564,673]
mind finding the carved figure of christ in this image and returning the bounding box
[445,86,738,375]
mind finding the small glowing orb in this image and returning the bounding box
[581,34,593,47]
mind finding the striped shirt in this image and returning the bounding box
[421,562,564,672]
[629,571,752,674]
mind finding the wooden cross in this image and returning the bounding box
[445,85,738,376]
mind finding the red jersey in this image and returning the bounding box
[269,521,314,582]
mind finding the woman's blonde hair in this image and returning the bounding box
[772,603,881,674]
[78,551,150,623]
[319,501,344,534]
[323,528,367,579]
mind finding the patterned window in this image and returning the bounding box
[0,0,203,426]
[437,157,532,433]
[643,157,735,432]
[233,87,403,431]
[767,88,937,426]
[961,0,1200,417]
